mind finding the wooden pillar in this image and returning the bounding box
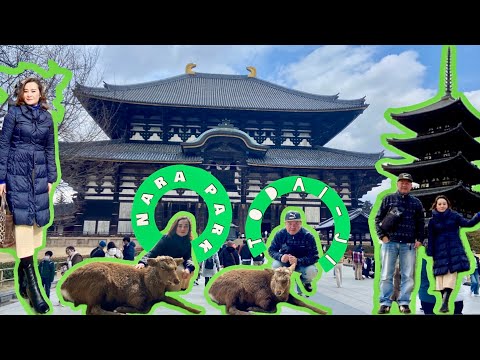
[237,203,247,235]
[195,197,206,234]
[270,204,276,233]
[109,170,120,235]
[237,168,248,234]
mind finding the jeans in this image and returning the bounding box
[471,269,479,295]
[272,260,318,292]
[379,242,416,306]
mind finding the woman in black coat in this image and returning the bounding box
[427,195,480,313]
[0,77,58,314]
[134,216,196,291]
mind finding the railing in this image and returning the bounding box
[47,230,135,237]
[0,267,14,289]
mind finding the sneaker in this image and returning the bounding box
[399,305,411,314]
[439,303,449,313]
[304,283,313,293]
[297,292,310,298]
[377,305,390,314]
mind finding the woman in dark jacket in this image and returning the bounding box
[134,216,196,291]
[0,77,58,314]
[427,195,480,313]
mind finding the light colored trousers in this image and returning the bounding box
[334,263,343,287]
[15,225,43,258]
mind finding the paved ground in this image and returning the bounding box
[1,262,480,315]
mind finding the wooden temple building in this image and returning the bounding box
[382,48,480,217]
[58,64,384,236]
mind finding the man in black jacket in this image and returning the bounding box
[268,210,319,296]
[375,173,425,314]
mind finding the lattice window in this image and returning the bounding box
[97,221,110,235]
[83,220,96,235]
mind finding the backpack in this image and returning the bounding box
[205,257,214,269]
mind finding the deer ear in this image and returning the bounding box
[146,257,158,267]
[174,258,184,266]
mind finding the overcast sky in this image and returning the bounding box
[93,45,480,202]
[79,45,480,202]
[96,45,480,153]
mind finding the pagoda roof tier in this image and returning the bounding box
[390,97,480,137]
[382,152,480,186]
[411,182,480,213]
[387,123,480,161]
[75,73,367,112]
[59,140,382,169]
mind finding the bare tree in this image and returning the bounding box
[0,45,110,204]
[0,45,106,142]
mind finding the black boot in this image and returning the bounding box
[17,261,28,299]
[440,288,452,313]
[21,256,49,314]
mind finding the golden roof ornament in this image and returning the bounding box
[246,66,257,78]
[185,63,196,75]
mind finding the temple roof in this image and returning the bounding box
[387,123,480,161]
[248,147,382,168]
[60,141,203,164]
[59,140,382,169]
[75,72,367,112]
[181,121,268,156]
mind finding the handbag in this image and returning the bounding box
[0,193,15,248]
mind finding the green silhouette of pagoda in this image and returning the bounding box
[383,46,480,217]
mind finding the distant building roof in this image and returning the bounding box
[75,72,368,112]
[315,208,369,230]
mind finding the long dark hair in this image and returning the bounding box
[430,195,451,210]
[167,216,192,240]
[16,77,49,110]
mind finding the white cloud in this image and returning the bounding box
[464,90,480,111]
[98,45,274,85]
[361,178,391,204]
[280,46,438,153]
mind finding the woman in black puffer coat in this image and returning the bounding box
[427,195,480,313]
[0,77,58,314]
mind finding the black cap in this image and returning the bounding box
[285,211,301,221]
[397,173,413,182]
